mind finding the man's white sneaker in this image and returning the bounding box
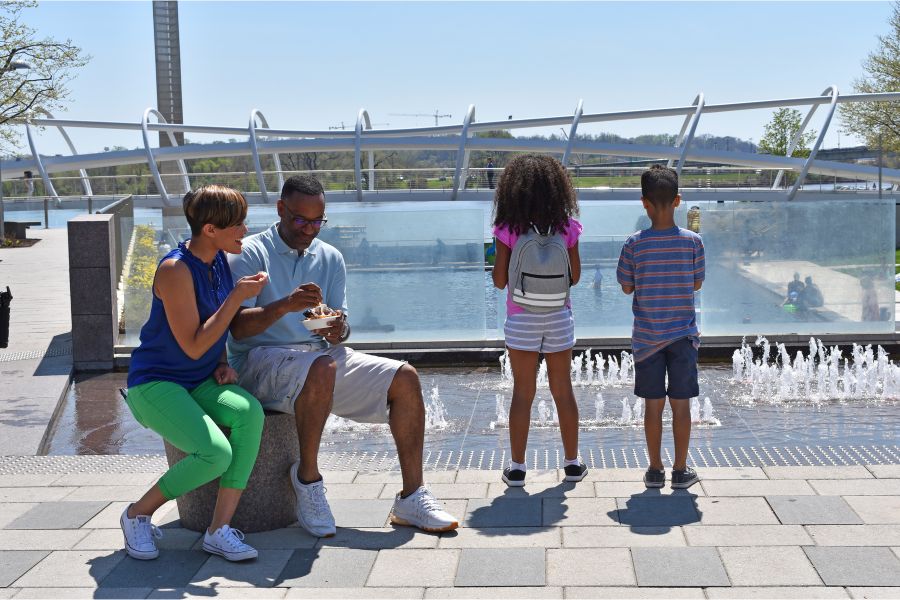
[390,486,459,532]
[290,461,336,538]
[120,505,162,560]
[202,524,258,561]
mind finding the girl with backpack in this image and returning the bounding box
[491,154,587,486]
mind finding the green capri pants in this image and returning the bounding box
[125,378,264,501]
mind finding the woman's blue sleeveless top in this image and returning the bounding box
[127,242,234,390]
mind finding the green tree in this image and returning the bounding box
[759,108,816,158]
[841,1,900,151]
[0,1,89,151]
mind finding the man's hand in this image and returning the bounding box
[214,362,239,385]
[314,310,347,344]
[620,284,635,295]
[286,283,323,313]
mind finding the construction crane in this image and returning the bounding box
[328,121,390,130]
[388,110,452,126]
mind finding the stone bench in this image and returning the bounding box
[4,221,41,240]
[165,411,300,533]
[120,388,300,533]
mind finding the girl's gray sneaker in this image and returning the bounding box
[502,466,526,487]
[671,466,700,489]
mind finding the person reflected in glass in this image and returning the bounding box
[787,272,805,299]
[121,185,269,562]
[357,237,371,267]
[492,154,587,487]
[861,277,881,321]
[799,275,824,310]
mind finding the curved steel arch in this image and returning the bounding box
[249,109,285,203]
[787,86,839,201]
[771,87,836,190]
[25,120,57,199]
[141,108,190,206]
[354,109,375,201]
[7,90,900,196]
[451,104,476,200]
[668,93,705,180]
[23,111,94,200]
[562,99,584,167]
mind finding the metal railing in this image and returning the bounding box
[4,89,900,203]
[0,166,889,200]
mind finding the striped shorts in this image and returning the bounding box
[504,307,576,353]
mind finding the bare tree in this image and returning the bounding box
[0,1,89,151]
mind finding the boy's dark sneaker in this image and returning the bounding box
[502,467,526,487]
[643,468,665,489]
[671,466,700,489]
[563,462,588,482]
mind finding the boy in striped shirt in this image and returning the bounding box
[617,165,705,489]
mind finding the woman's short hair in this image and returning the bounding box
[183,185,248,235]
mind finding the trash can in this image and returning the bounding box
[0,287,12,348]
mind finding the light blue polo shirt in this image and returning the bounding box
[226,224,347,373]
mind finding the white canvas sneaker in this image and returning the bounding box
[390,486,459,532]
[202,524,258,561]
[120,505,162,560]
[290,461,336,537]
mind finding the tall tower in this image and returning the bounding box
[152,1,184,147]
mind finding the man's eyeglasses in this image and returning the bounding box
[282,204,328,229]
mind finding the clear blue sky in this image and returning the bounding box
[13,1,895,156]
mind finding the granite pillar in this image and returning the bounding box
[68,214,117,371]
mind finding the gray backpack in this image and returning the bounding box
[508,226,572,313]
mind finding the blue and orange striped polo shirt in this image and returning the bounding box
[616,226,705,362]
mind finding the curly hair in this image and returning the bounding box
[492,154,578,236]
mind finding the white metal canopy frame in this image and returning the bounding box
[5,87,900,203]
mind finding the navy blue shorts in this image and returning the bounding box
[634,337,699,400]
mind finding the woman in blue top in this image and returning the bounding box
[121,185,269,562]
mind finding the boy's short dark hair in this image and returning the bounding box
[641,164,679,208]
[281,174,325,199]
[183,185,248,236]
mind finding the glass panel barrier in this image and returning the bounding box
[696,197,895,336]
[322,203,487,342]
[115,196,896,348]
[561,201,688,340]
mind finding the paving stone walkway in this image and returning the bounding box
[1,460,899,598]
[0,228,73,456]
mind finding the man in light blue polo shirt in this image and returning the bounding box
[228,175,458,537]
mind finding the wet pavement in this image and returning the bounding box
[48,366,900,462]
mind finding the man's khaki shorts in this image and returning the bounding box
[238,344,404,424]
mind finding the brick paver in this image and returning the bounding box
[0,464,898,595]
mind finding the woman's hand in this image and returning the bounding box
[233,271,269,302]
[214,362,239,385]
